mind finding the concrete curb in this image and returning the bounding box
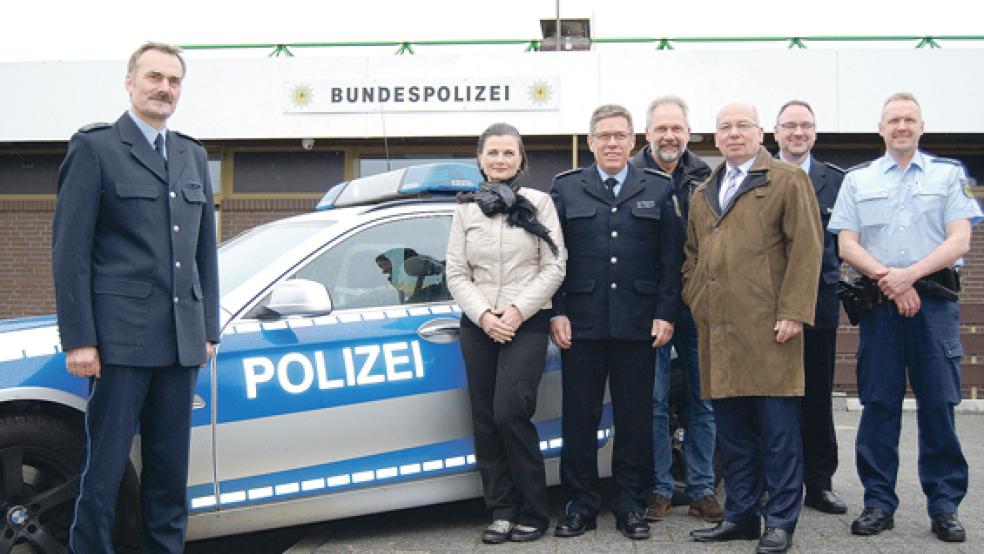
[834,392,984,414]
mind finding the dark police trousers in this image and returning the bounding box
[459,312,550,530]
[713,396,803,532]
[70,364,198,554]
[560,339,655,518]
[856,297,968,517]
[802,328,838,494]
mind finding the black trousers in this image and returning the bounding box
[802,327,838,493]
[70,363,198,554]
[560,339,655,518]
[460,313,550,530]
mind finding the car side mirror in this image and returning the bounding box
[265,279,333,318]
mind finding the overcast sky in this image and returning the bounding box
[3,0,981,63]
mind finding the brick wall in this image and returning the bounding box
[219,198,314,241]
[0,200,56,319]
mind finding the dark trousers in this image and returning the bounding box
[856,299,967,517]
[802,327,838,493]
[713,396,803,532]
[560,339,655,518]
[70,363,198,554]
[460,318,550,530]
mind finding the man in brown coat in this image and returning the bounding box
[684,102,822,554]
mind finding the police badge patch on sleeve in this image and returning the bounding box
[962,177,977,199]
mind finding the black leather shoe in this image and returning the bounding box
[756,527,792,553]
[851,507,894,536]
[554,512,596,537]
[690,519,762,542]
[509,524,544,542]
[805,490,848,514]
[615,512,650,540]
[931,513,966,542]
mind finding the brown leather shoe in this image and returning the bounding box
[645,494,672,521]
[689,495,724,523]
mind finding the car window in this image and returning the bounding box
[288,215,453,311]
[219,220,335,296]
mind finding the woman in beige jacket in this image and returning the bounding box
[445,123,566,544]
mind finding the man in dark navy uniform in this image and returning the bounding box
[52,42,219,553]
[550,104,682,540]
[773,100,848,516]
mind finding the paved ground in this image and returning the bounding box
[187,409,983,553]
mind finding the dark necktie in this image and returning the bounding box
[604,177,618,201]
[154,133,167,169]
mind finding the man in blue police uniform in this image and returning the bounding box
[773,100,848,516]
[550,104,682,540]
[52,42,219,553]
[629,95,722,524]
[828,92,981,543]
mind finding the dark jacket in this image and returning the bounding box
[630,146,712,224]
[52,112,220,367]
[772,153,845,329]
[550,163,682,340]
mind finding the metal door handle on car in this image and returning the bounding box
[417,317,461,344]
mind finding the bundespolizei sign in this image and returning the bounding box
[283,78,560,113]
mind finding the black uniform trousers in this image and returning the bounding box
[459,312,550,530]
[714,396,803,532]
[560,339,655,518]
[802,327,838,494]
[70,364,198,554]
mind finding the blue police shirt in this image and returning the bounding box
[828,150,983,268]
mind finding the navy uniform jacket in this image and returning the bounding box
[52,112,220,368]
[807,157,845,330]
[550,163,682,340]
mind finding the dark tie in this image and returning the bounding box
[604,177,618,200]
[154,133,167,168]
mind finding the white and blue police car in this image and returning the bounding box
[0,163,614,551]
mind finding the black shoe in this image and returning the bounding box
[756,527,792,553]
[690,519,762,542]
[615,512,650,540]
[481,520,513,544]
[509,524,544,542]
[554,512,596,537]
[805,490,848,514]
[931,513,966,542]
[851,507,894,536]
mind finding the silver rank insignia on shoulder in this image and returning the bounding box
[636,200,656,208]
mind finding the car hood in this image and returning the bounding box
[0,314,58,335]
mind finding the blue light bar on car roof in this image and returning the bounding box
[316,163,482,210]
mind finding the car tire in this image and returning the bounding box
[0,413,139,554]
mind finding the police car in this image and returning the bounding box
[0,163,614,551]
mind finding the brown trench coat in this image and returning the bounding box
[682,147,823,399]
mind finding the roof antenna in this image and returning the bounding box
[377,80,392,172]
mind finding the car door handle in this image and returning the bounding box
[417,317,461,344]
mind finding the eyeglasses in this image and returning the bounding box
[716,121,759,133]
[779,122,816,132]
[593,132,632,143]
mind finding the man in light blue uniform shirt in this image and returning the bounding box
[828,92,982,543]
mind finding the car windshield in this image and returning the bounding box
[219,220,335,295]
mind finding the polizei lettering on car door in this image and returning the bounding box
[242,340,425,399]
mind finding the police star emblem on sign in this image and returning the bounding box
[528,81,552,105]
[290,83,314,108]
